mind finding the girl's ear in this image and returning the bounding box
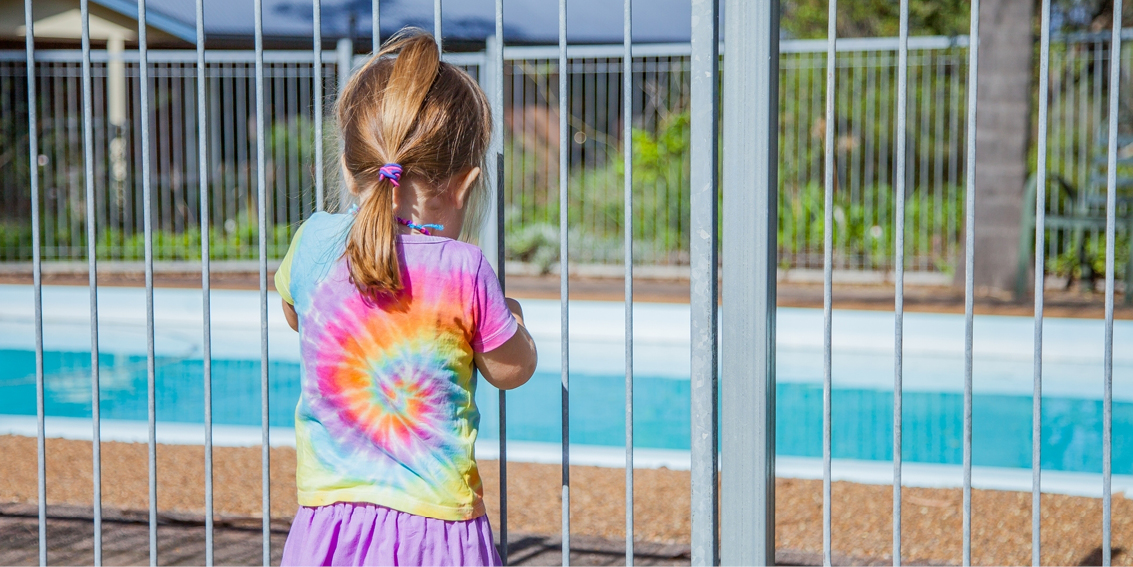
[341,156,356,193]
[451,166,482,210]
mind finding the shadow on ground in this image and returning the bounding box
[0,503,936,566]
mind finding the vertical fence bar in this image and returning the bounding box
[80,1,105,561]
[931,54,945,269]
[961,1,980,564]
[496,154,509,567]
[135,0,159,563]
[689,0,720,563]
[25,3,47,564]
[253,0,271,564]
[835,57,848,268]
[1101,2,1122,563]
[1081,44,1094,209]
[315,0,324,211]
[250,9,275,567]
[917,53,930,270]
[493,0,508,562]
[195,1,215,564]
[435,0,442,51]
[892,2,909,564]
[1033,1,1052,564]
[720,0,778,564]
[864,53,878,266]
[378,0,387,52]
[22,14,49,567]
[821,0,836,564]
[558,0,571,562]
[59,70,68,261]
[947,49,961,263]
[336,37,352,208]
[623,0,634,563]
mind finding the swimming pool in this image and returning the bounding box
[1,285,1131,477]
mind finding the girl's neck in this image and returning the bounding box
[393,206,463,239]
[392,180,464,239]
[347,178,466,239]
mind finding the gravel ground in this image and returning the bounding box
[1,435,1128,565]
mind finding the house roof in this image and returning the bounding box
[92,0,196,43]
[90,0,694,46]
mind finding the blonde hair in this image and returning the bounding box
[337,29,492,295]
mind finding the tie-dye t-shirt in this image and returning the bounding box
[275,211,517,521]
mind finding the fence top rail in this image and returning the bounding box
[503,36,971,59]
[1,34,977,65]
[0,49,339,63]
[5,26,1133,66]
[3,48,482,66]
[1054,26,1133,43]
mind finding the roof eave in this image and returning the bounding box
[91,0,196,44]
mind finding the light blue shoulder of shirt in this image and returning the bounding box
[290,211,354,309]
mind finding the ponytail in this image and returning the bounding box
[339,30,456,296]
[346,186,401,293]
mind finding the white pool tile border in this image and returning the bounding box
[2,415,1128,499]
[5,284,1133,359]
[3,284,1133,398]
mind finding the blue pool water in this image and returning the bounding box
[1,349,1130,474]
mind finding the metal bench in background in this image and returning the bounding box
[1017,129,1133,304]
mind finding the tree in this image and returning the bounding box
[969,0,1036,293]
[968,0,1127,293]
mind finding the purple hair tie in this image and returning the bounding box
[378,163,403,187]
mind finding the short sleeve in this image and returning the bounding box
[469,253,518,353]
[274,223,306,305]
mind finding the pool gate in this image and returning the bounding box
[15,0,1128,565]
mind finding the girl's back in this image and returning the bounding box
[282,211,516,520]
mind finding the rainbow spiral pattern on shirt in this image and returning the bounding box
[294,261,485,520]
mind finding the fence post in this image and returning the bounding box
[23,1,48,564]
[720,0,779,565]
[689,0,720,564]
[336,37,354,211]
[336,37,353,94]
[481,34,502,274]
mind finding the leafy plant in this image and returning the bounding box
[1048,232,1131,285]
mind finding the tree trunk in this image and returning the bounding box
[964,0,1036,293]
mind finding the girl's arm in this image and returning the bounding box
[283,299,299,331]
[474,298,537,390]
[274,223,304,332]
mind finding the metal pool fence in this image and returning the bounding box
[1031,30,1133,292]
[5,19,1126,276]
[11,1,1128,567]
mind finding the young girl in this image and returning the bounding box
[274,29,538,566]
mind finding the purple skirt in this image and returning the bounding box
[281,502,502,566]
